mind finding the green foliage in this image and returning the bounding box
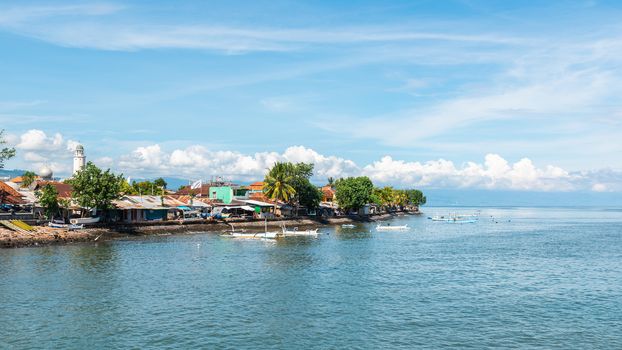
[405,189,426,206]
[21,171,37,188]
[67,162,124,210]
[132,180,166,195]
[296,180,322,209]
[264,162,321,210]
[120,178,167,196]
[334,176,374,211]
[153,177,167,189]
[263,162,296,212]
[0,129,15,169]
[36,184,59,219]
[327,177,335,186]
[288,162,321,210]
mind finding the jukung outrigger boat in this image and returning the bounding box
[376,224,409,231]
[280,224,319,237]
[429,214,478,223]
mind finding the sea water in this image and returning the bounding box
[1,207,621,349]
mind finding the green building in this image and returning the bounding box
[208,186,234,204]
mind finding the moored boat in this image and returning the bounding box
[376,224,409,231]
[69,217,100,225]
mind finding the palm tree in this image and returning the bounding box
[22,171,37,188]
[263,162,296,217]
[327,177,335,186]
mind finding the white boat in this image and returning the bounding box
[50,222,84,230]
[341,224,355,228]
[430,215,478,223]
[70,217,100,225]
[281,225,319,237]
[224,231,279,239]
[221,222,279,239]
[376,224,409,231]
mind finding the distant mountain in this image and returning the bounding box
[423,189,622,207]
[0,168,26,179]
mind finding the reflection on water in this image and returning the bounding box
[1,207,622,349]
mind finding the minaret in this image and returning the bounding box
[73,144,86,175]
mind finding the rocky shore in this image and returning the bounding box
[1,211,419,248]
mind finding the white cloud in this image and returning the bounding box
[112,142,615,192]
[4,133,621,192]
[15,129,64,151]
[8,129,76,174]
[361,153,576,191]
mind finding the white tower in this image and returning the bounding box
[73,144,86,175]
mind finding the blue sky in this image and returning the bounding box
[1,0,622,192]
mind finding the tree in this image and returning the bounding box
[327,177,335,186]
[263,162,296,216]
[288,162,322,211]
[405,189,426,207]
[0,129,15,169]
[132,180,165,196]
[153,177,167,190]
[36,184,59,220]
[67,162,124,214]
[334,176,374,212]
[21,171,37,188]
[296,180,322,210]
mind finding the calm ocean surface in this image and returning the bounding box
[1,207,621,349]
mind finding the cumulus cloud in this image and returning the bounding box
[5,130,621,192]
[362,154,575,191]
[8,129,78,174]
[113,142,614,192]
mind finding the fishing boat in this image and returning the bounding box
[281,224,319,237]
[430,215,478,223]
[376,224,409,231]
[221,221,278,239]
[341,224,355,228]
[224,231,279,239]
[69,217,100,225]
[48,222,84,230]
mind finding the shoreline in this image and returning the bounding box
[0,211,420,249]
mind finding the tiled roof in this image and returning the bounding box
[248,181,265,191]
[174,184,212,196]
[9,176,23,183]
[36,181,73,198]
[0,181,25,204]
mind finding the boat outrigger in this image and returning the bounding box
[69,217,100,225]
[376,224,409,231]
[280,223,319,237]
[221,220,278,240]
[429,214,478,223]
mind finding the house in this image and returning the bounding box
[0,181,25,205]
[248,181,264,193]
[208,186,234,204]
[175,182,237,204]
[112,195,187,223]
[321,185,336,203]
[34,181,73,199]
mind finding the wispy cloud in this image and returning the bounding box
[0,3,524,52]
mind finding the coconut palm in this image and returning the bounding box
[263,162,296,217]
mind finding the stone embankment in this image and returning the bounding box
[1,211,420,248]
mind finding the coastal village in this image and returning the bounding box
[0,142,426,247]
